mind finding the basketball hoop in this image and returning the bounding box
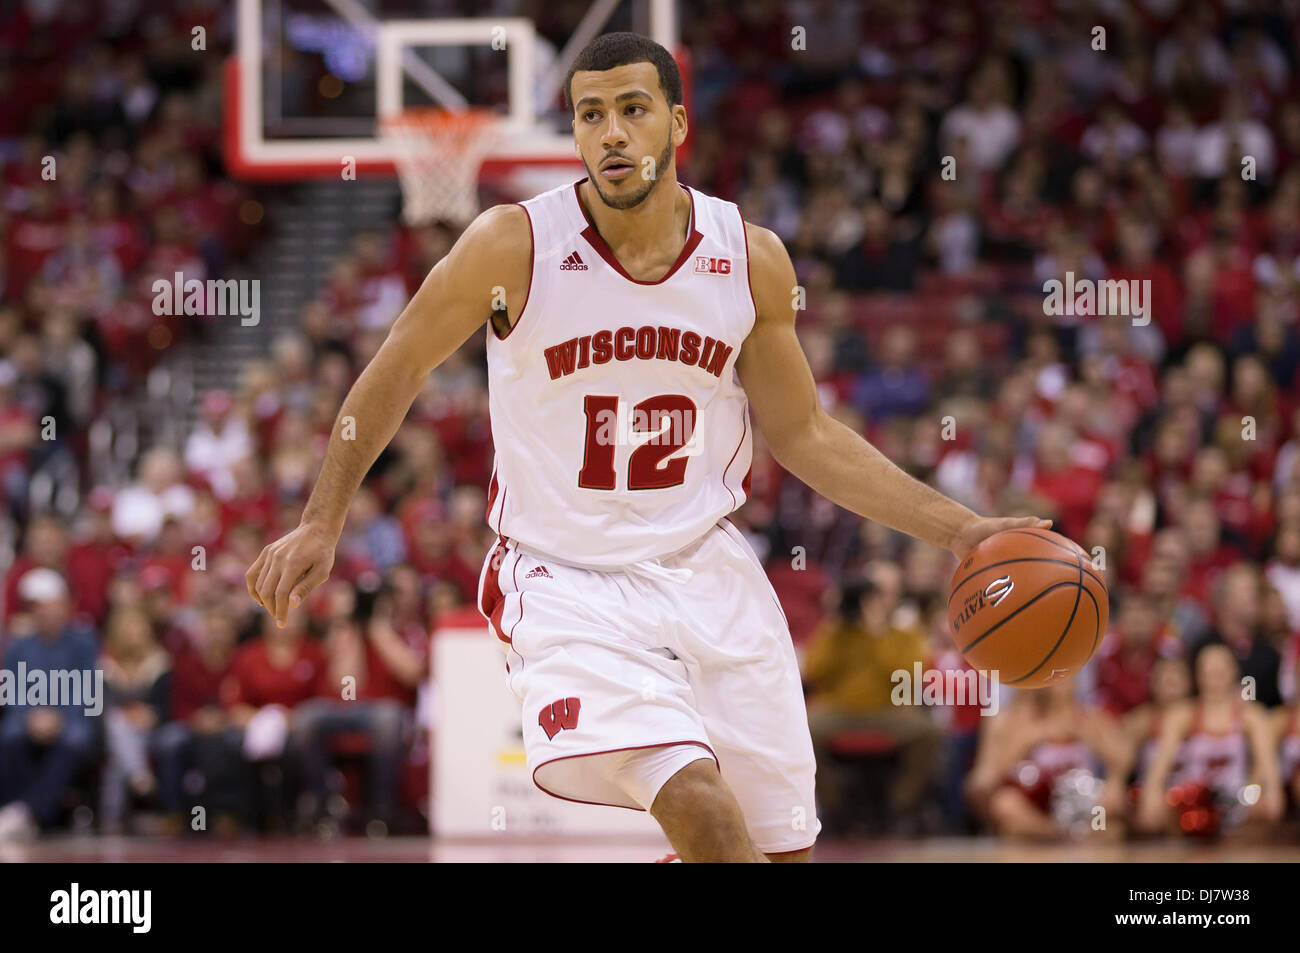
[380,107,503,227]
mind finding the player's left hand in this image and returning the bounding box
[948,516,1053,561]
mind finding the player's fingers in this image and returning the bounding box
[246,550,269,606]
[288,562,328,610]
[272,560,309,626]
[255,551,283,614]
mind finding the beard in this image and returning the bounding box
[583,133,675,210]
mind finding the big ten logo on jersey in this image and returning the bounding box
[538,697,581,740]
[694,255,731,275]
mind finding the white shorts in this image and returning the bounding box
[477,519,821,853]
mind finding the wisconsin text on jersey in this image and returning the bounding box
[543,326,737,380]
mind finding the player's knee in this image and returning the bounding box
[649,759,743,829]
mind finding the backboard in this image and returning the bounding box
[225,0,686,201]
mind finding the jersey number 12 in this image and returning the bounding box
[578,394,697,491]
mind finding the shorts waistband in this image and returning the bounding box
[503,524,729,580]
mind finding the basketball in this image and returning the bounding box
[947,529,1108,689]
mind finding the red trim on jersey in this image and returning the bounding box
[485,469,500,523]
[737,206,759,325]
[479,539,510,643]
[573,180,703,286]
[766,843,818,856]
[491,204,534,341]
[720,404,750,509]
[531,740,719,811]
[495,483,508,535]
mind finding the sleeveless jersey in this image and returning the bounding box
[1170,703,1249,794]
[483,179,755,567]
[1010,727,1101,812]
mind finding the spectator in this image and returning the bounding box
[110,447,196,547]
[154,606,243,830]
[804,579,942,828]
[939,61,1021,174]
[291,578,425,834]
[833,201,920,292]
[184,389,253,500]
[0,570,99,841]
[98,606,170,833]
[1191,563,1283,708]
[1093,589,1182,716]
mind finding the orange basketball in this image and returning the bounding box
[947,528,1108,689]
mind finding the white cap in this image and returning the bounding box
[18,568,69,603]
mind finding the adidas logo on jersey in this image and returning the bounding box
[525,565,554,579]
[559,251,588,271]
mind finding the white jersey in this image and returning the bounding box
[483,179,756,567]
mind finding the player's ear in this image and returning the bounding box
[672,104,688,149]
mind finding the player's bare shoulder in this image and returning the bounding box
[742,221,798,329]
[421,200,533,335]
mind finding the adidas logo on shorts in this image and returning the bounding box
[525,565,554,579]
[559,251,588,271]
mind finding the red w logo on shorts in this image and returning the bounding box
[538,697,581,740]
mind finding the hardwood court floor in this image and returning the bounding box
[5,835,1300,863]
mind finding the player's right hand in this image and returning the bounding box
[245,523,338,628]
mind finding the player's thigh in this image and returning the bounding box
[672,524,821,851]
[492,549,714,806]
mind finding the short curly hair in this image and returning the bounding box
[563,31,682,113]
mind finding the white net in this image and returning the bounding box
[380,108,503,227]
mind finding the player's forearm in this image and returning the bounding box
[300,351,428,537]
[774,413,977,553]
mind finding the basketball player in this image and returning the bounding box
[245,33,1049,862]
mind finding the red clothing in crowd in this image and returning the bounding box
[1183,544,1243,604]
[1031,463,1104,542]
[343,636,425,706]
[171,643,234,722]
[1092,625,1181,716]
[220,637,327,710]
[65,538,133,626]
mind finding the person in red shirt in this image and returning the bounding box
[1094,588,1182,717]
[1026,420,1105,543]
[63,487,133,628]
[1179,496,1243,604]
[153,606,243,828]
[221,611,326,716]
[219,609,327,832]
[289,578,426,835]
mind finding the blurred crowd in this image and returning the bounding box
[3,0,1300,843]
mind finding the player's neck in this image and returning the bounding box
[577,176,691,263]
